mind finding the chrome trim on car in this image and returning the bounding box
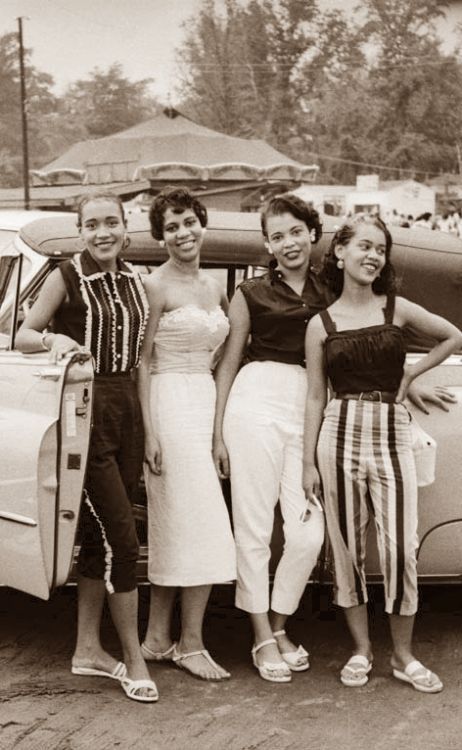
[0,511,37,526]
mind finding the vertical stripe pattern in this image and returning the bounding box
[317,398,418,616]
[72,254,149,374]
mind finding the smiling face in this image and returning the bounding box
[336,223,387,287]
[79,199,126,271]
[162,207,205,264]
[265,211,312,273]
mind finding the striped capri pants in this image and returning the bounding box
[317,398,419,616]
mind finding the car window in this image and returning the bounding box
[0,254,31,338]
[0,230,16,250]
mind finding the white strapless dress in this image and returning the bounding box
[144,305,236,586]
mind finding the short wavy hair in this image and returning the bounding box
[321,214,396,296]
[76,192,126,229]
[149,186,208,241]
[260,193,322,244]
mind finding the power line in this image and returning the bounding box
[306,151,444,177]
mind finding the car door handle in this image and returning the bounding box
[32,368,61,381]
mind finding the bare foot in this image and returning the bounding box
[173,645,230,680]
[72,647,123,676]
[272,630,299,655]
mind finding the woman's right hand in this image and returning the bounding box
[144,435,162,475]
[46,333,84,363]
[302,463,322,503]
[212,435,229,479]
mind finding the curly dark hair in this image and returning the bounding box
[260,193,322,244]
[76,192,126,229]
[321,214,396,296]
[149,186,208,240]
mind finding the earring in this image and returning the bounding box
[336,258,344,269]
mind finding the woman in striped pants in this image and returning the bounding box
[303,214,462,693]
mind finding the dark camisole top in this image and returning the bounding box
[319,295,406,395]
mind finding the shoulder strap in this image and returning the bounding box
[383,294,395,324]
[319,308,336,334]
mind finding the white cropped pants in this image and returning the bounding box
[223,361,324,614]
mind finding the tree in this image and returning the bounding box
[0,32,58,186]
[63,63,160,138]
[301,0,462,181]
[177,0,319,153]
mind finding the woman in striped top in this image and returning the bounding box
[303,214,462,693]
[16,193,157,703]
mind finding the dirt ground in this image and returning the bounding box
[0,585,461,750]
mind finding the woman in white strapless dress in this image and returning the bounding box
[137,187,236,681]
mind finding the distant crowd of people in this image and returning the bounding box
[384,208,462,236]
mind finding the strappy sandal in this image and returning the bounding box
[251,638,292,683]
[172,645,230,681]
[140,642,176,662]
[273,629,310,672]
[392,660,443,693]
[340,655,372,687]
[121,676,159,703]
[71,660,127,681]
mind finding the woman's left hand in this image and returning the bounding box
[407,382,457,414]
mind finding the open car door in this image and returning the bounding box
[0,243,93,600]
[0,350,93,599]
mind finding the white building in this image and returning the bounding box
[296,175,435,219]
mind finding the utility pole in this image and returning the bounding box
[17,16,30,210]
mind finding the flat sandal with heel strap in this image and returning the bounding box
[140,642,176,662]
[251,638,292,683]
[272,629,310,672]
[172,645,230,680]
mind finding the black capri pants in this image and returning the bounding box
[77,375,143,593]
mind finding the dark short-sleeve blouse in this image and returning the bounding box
[319,296,406,394]
[239,261,334,367]
[53,249,149,375]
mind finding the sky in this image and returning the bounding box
[1,0,461,103]
[0,0,354,102]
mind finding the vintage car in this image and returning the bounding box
[0,209,461,600]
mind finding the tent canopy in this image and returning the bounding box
[36,108,318,186]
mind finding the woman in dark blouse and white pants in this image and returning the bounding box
[213,194,330,682]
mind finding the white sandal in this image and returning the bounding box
[140,642,176,662]
[273,629,310,672]
[120,677,159,703]
[251,638,292,683]
[172,645,230,680]
[392,660,443,693]
[340,655,372,687]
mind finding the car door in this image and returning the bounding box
[0,240,94,600]
[0,349,93,599]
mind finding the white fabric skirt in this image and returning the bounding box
[145,372,236,586]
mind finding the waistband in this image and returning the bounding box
[95,370,134,380]
[335,390,397,403]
